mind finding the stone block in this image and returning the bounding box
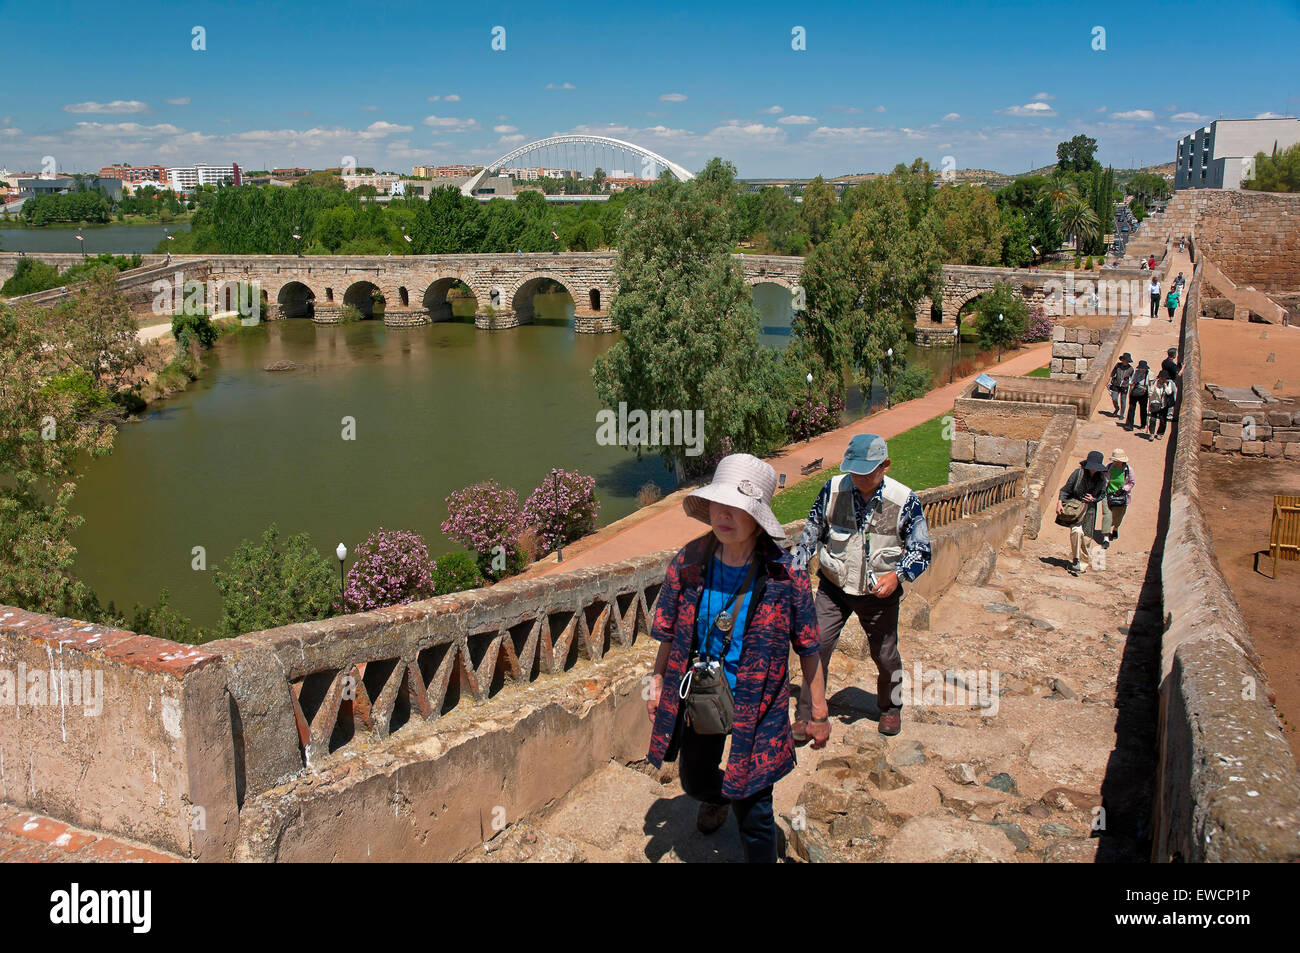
[1267,410,1292,427]
[1056,342,1083,358]
[1200,430,1214,448]
[1073,358,1089,375]
[1242,441,1265,456]
[1219,423,1243,440]
[1274,429,1300,443]
[1082,344,1100,358]
[1050,358,1063,373]
[1265,441,1284,458]
[1218,435,1243,452]
[1201,407,1218,421]
[974,435,1029,466]
[1052,325,1067,342]
[949,462,1006,483]
[950,432,975,462]
[1287,443,1300,460]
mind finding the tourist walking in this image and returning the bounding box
[1161,346,1183,383]
[1124,359,1152,431]
[1108,352,1135,419]
[644,454,828,863]
[1103,449,1135,543]
[1148,370,1178,440]
[1056,451,1112,574]
[1149,275,1162,319]
[790,434,932,738]
[1165,285,1180,321]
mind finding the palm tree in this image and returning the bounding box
[1055,199,1100,256]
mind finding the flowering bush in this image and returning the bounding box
[441,480,525,577]
[1019,308,1053,343]
[786,391,845,443]
[336,528,435,613]
[522,469,600,554]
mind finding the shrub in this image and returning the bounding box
[973,282,1029,350]
[44,370,112,414]
[886,364,933,403]
[336,528,435,613]
[431,551,483,595]
[637,481,663,507]
[786,391,845,442]
[521,469,600,554]
[171,310,218,350]
[130,588,199,644]
[441,480,525,580]
[339,303,363,323]
[1085,255,1094,269]
[111,387,147,415]
[212,524,336,637]
[1019,308,1053,343]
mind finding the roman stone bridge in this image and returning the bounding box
[0,252,1147,342]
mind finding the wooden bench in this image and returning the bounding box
[1268,494,1300,578]
[799,457,823,476]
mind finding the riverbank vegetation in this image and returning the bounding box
[0,253,142,297]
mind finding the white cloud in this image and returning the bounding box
[872,105,886,113]
[1171,112,1210,122]
[361,121,412,137]
[759,105,783,114]
[443,94,461,102]
[1113,109,1155,121]
[942,112,961,121]
[63,100,148,114]
[493,124,518,133]
[422,116,480,132]
[807,126,889,143]
[1032,92,1055,101]
[69,121,182,136]
[545,82,576,90]
[829,106,862,114]
[1256,111,1287,119]
[659,93,687,102]
[778,115,817,125]
[997,102,1056,117]
[163,97,190,106]
[497,134,526,146]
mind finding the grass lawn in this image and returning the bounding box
[771,413,951,523]
[1026,365,1051,378]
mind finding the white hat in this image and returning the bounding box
[683,453,786,540]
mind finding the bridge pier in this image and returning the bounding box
[475,309,523,330]
[383,309,431,328]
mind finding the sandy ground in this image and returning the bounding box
[1199,318,1300,397]
[1198,454,1300,763]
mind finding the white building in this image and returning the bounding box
[1175,118,1300,190]
[166,163,242,192]
[342,172,401,193]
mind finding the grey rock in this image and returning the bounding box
[868,758,913,791]
[990,821,1030,852]
[1041,822,1077,837]
[983,602,1020,614]
[1051,678,1078,700]
[957,542,997,587]
[888,739,926,767]
[945,762,978,785]
[830,813,874,841]
[985,772,1019,794]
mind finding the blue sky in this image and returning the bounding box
[2,0,1296,177]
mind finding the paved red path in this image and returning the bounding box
[535,342,1052,574]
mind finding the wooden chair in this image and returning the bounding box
[1268,495,1300,578]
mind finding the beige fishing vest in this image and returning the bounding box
[816,473,910,596]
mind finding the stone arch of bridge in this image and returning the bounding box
[421,275,477,322]
[342,279,383,319]
[509,273,581,324]
[275,280,316,319]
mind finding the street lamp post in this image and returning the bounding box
[885,347,894,409]
[805,372,813,442]
[75,234,85,260]
[949,326,959,383]
[292,232,303,258]
[335,542,348,611]
[997,313,1004,363]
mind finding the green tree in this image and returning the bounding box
[1126,172,1171,205]
[131,588,199,644]
[1056,134,1100,173]
[295,171,346,190]
[1243,143,1300,192]
[972,282,1028,352]
[51,265,142,393]
[926,185,1005,265]
[212,524,337,637]
[0,301,116,618]
[796,179,942,403]
[591,163,792,482]
[798,175,836,246]
[755,186,799,253]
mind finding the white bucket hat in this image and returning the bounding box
[682,453,786,540]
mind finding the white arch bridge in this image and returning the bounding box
[461,135,695,196]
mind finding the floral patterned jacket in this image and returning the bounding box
[646,532,821,799]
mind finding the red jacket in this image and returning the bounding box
[647,532,821,799]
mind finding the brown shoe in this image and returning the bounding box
[697,801,730,835]
[878,710,901,736]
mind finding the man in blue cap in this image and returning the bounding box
[790,434,932,736]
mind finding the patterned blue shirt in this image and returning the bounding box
[791,477,932,583]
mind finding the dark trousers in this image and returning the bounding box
[800,576,903,718]
[678,726,777,863]
[1150,293,1160,318]
[1149,404,1172,436]
[1125,395,1148,429]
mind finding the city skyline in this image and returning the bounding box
[2,0,1297,178]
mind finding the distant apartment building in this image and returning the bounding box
[272,167,311,177]
[166,162,242,191]
[99,164,167,184]
[412,164,482,178]
[1175,118,1300,190]
[604,172,655,191]
[342,172,401,193]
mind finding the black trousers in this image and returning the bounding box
[678,726,777,863]
[1150,293,1160,318]
[1125,395,1148,429]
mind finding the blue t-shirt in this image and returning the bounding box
[695,556,754,692]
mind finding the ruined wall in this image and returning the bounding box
[1200,398,1300,459]
[1153,264,1300,861]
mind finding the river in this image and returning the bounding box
[0,223,186,255]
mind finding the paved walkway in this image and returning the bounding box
[0,803,182,863]
[534,342,1051,575]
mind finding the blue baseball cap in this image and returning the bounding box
[841,433,889,475]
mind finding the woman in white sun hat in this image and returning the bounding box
[643,453,829,863]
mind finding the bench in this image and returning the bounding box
[799,457,823,476]
[1268,494,1300,578]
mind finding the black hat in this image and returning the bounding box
[1120,352,1132,362]
[1136,359,1149,368]
[1083,451,1107,472]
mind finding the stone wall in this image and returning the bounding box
[1050,325,1105,378]
[1200,398,1300,459]
[1181,191,1300,293]
[1153,264,1300,861]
